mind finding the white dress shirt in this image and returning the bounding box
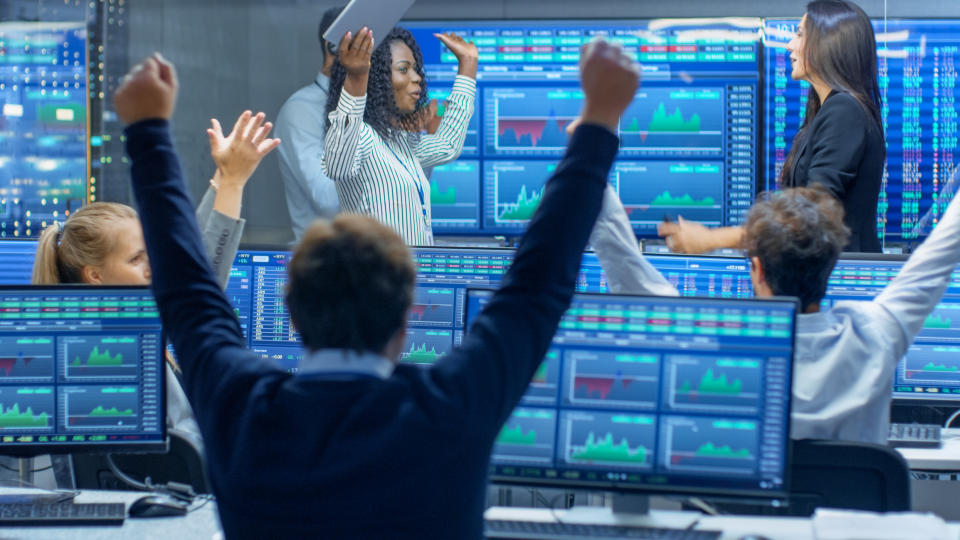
[323,75,476,246]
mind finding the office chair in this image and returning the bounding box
[706,439,911,516]
[71,431,210,494]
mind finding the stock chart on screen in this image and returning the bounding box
[822,255,960,402]
[764,19,960,244]
[406,18,762,236]
[471,290,795,498]
[0,22,88,238]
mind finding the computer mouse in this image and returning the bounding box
[128,494,189,518]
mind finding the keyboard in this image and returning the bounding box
[0,502,126,526]
[887,423,942,448]
[485,519,721,539]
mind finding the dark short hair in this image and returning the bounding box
[286,214,415,353]
[743,186,850,308]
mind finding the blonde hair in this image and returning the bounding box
[32,202,139,284]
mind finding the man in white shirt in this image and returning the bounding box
[589,184,960,445]
[275,6,344,241]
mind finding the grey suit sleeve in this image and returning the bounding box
[195,187,245,289]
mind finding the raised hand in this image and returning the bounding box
[578,39,641,132]
[207,110,281,191]
[434,32,478,78]
[657,217,713,254]
[114,52,179,125]
[339,27,374,76]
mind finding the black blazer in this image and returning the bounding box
[787,91,884,252]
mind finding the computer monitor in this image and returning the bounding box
[405,18,762,236]
[822,254,960,404]
[0,22,88,237]
[0,285,166,456]
[466,290,797,503]
[764,19,960,244]
[0,240,38,285]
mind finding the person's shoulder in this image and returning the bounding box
[819,92,868,122]
[278,83,327,116]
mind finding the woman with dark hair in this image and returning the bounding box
[660,0,885,253]
[323,26,477,245]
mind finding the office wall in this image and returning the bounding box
[125,0,960,244]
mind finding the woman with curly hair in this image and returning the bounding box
[323,26,477,245]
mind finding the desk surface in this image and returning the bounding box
[898,428,960,471]
[0,488,222,539]
[486,506,960,540]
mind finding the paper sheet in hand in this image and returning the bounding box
[323,0,417,53]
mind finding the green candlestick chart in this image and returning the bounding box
[497,424,538,445]
[89,405,134,417]
[923,362,960,372]
[925,314,952,329]
[498,184,544,221]
[0,403,50,428]
[404,343,441,364]
[570,432,648,464]
[695,442,751,458]
[679,369,743,395]
[649,192,716,207]
[623,103,702,133]
[431,181,458,205]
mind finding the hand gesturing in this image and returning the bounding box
[207,110,281,191]
[338,27,374,77]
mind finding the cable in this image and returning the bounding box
[188,494,215,514]
[105,454,151,491]
[0,462,53,474]
[684,497,721,516]
[943,408,960,428]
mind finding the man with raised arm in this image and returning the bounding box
[114,43,638,538]
[587,181,960,444]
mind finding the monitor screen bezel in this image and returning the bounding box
[466,288,798,503]
[0,284,168,456]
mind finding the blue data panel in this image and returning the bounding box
[562,350,660,411]
[405,19,761,237]
[429,160,481,233]
[400,327,458,366]
[485,87,578,156]
[558,410,657,471]
[0,336,55,383]
[482,160,554,233]
[612,161,725,231]
[521,350,561,406]
[0,23,88,237]
[0,240,37,284]
[658,416,760,477]
[662,355,764,416]
[764,19,960,243]
[493,407,557,466]
[427,88,480,156]
[0,386,55,434]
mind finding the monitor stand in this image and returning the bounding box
[610,493,650,515]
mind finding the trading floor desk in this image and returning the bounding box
[898,428,960,521]
[0,488,222,539]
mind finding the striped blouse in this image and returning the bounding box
[323,75,476,245]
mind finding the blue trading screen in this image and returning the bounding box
[764,19,960,244]
[0,286,165,453]
[468,290,794,498]
[0,240,37,284]
[823,257,960,402]
[0,22,88,238]
[406,19,762,235]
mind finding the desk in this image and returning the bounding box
[897,428,960,520]
[485,506,960,540]
[0,488,222,539]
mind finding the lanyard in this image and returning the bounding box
[385,141,428,220]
